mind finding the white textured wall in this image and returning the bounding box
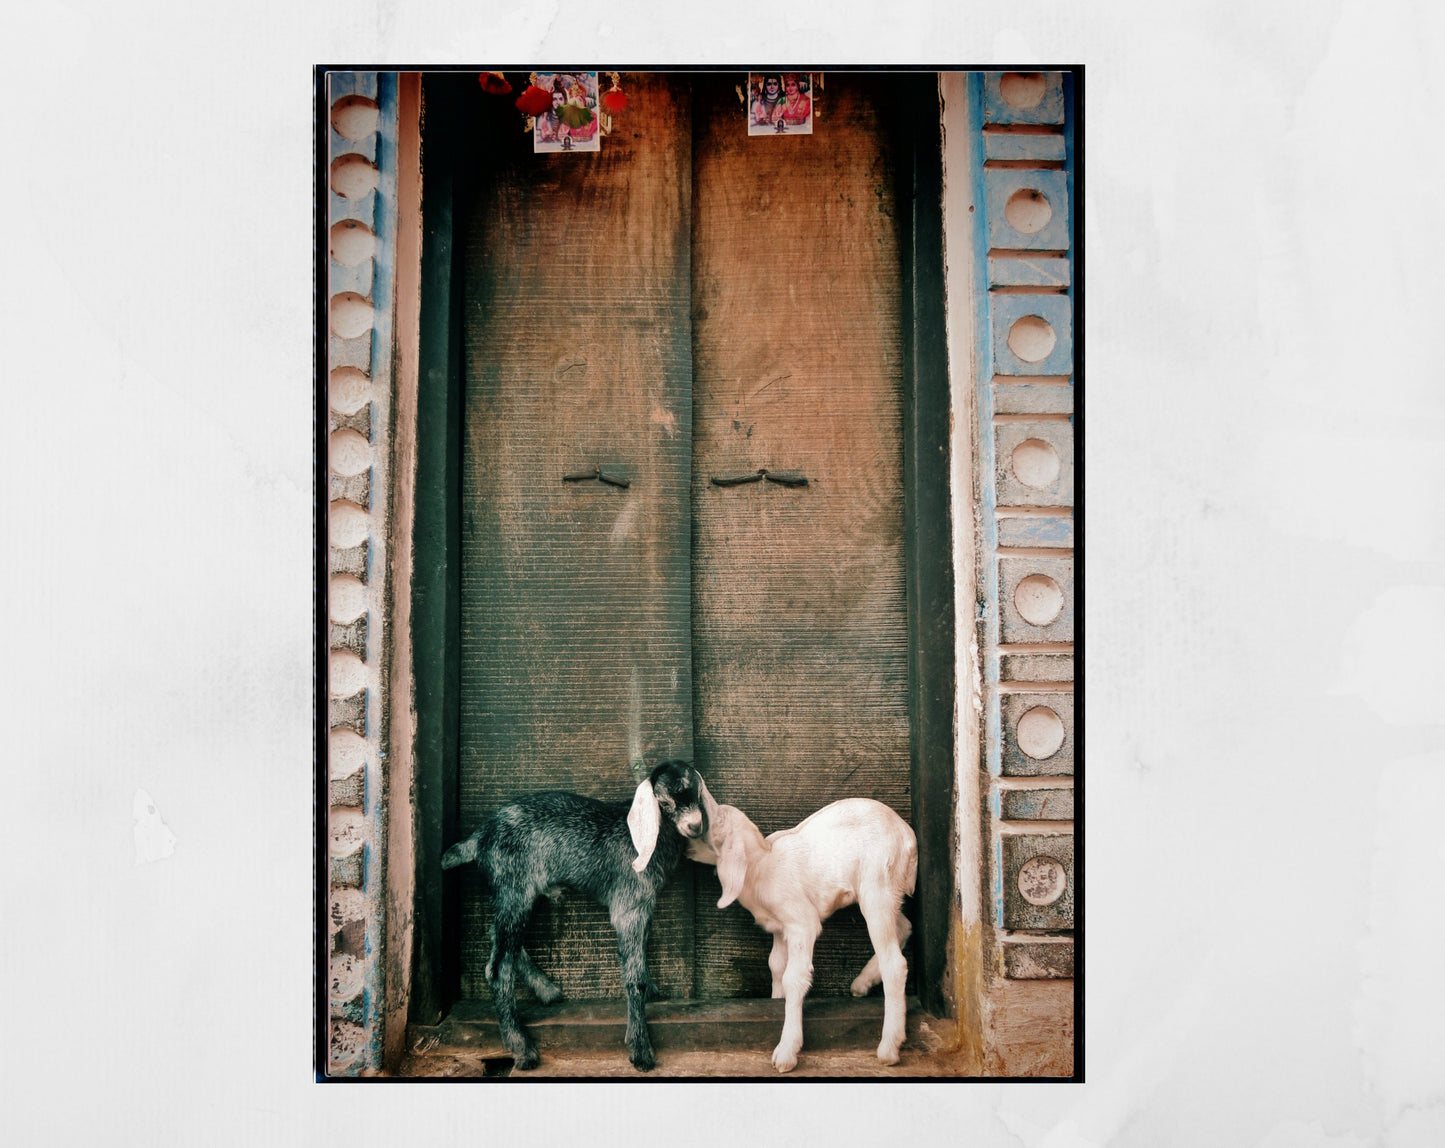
[2,2,1441,1145]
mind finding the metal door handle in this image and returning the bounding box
[563,466,631,489]
[710,468,808,488]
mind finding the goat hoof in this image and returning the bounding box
[876,1042,902,1065]
[771,1047,798,1073]
[849,978,871,997]
[535,983,563,1005]
[630,1049,656,1072]
[512,1046,540,1071]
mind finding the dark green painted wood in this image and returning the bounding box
[409,73,468,1024]
[897,74,956,1019]
[456,74,697,1002]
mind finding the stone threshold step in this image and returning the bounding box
[409,995,929,1060]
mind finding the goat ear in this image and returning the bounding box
[627,777,661,873]
[716,826,748,909]
[698,777,721,827]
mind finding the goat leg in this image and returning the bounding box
[772,925,818,1072]
[850,911,912,998]
[611,901,657,1071]
[516,947,563,1004]
[860,896,909,1064]
[485,916,562,1005]
[490,909,541,1070]
[767,932,788,999]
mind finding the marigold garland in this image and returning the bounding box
[515,84,552,117]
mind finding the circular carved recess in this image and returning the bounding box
[330,292,374,339]
[330,575,367,624]
[330,220,377,267]
[1004,188,1052,235]
[1000,72,1047,109]
[329,367,370,415]
[330,651,367,697]
[331,951,364,998]
[329,729,368,776]
[329,499,369,547]
[330,430,371,478]
[1018,856,1067,905]
[1011,438,1060,489]
[1016,706,1065,759]
[1007,315,1057,364]
[331,95,380,141]
[331,154,380,198]
[1014,573,1064,626]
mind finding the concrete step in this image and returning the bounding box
[401,995,965,1078]
[406,994,945,1065]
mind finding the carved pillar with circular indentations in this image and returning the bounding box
[323,70,400,1075]
[974,72,1076,980]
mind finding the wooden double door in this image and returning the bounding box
[445,72,935,1006]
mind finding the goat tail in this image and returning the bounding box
[898,831,919,898]
[441,834,481,870]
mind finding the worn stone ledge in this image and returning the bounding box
[330,540,370,582]
[1001,937,1074,980]
[329,468,372,509]
[331,846,365,889]
[329,689,367,735]
[329,330,373,373]
[330,614,368,660]
[331,991,366,1025]
[330,764,366,810]
[329,401,373,439]
[999,786,1073,820]
[329,1019,366,1073]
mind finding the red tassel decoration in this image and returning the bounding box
[601,88,628,115]
[479,71,512,95]
[515,84,553,117]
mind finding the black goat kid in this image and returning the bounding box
[441,761,711,1071]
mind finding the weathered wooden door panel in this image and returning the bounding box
[455,74,916,1007]
[457,75,696,1000]
[688,76,913,997]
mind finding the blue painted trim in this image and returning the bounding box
[982,72,1065,126]
[359,70,401,1076]
[984,169,1071,251]
[998,513,1073,548]
[1064,72,1077,409]
[371,73,399,392]
[991,293,1074,376]
[984,132,1066,162]
[968,73,1007,792]
[991,832,1005,928]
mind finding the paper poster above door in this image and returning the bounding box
[747,71,816,135]
[533,71,601,152]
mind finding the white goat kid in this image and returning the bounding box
[690,796,917,1072]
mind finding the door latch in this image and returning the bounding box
[563,466,631,489]
[710,468,809,487]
